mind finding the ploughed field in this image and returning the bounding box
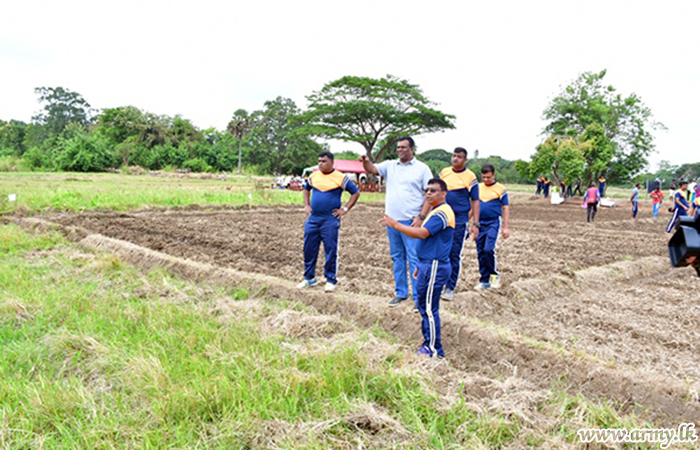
[46,194,700,424]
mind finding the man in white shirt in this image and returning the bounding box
[360,136,433,308]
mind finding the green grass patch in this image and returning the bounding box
[0,172,385,215]
[0,225,483,448]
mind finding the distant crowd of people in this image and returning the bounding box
[274,175,304,190]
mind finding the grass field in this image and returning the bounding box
[0,171,636,216]
[1,171,693,449]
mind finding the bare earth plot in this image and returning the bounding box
[43,194,700,427]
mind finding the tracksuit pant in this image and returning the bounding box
[415,259,450,358]
[476,218,501,284]
[303,215,339,284]
[446,220,468,291]
[666,209,686,233]
[587,203,598,222]
[387,220,419,300]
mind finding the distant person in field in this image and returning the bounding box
[560,179,567,199]
[666,181,690,233]
[439,147,480,301]
[650,186,664,218]
[474,164,510,290]
[598,175,606,197]
[298,151,360,292]
[669,180,677,201]
[690,194,700,219]
[380,178,454,358]
[360,136,432,309]
[630,183,640,219]
[689,179,697,202]
[535,176,543,195]
[583,182,600,222]
[543,177,550,198]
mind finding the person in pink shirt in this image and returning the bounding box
[650,186,664,218]
[583,183,600,222]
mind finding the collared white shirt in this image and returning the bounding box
[376,158,433,221]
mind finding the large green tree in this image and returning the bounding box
[247,97,323,175]
[32,87,95,136]
[542,70,663,182]
[525,137,585,187]
[296,75,455,162]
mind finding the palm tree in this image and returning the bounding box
[227,109,254,175]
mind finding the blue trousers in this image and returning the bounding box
[653,203,660,218]
[387,220,418,300]
[446,221,468,291]
[303,215,339,284]
[666,209,686,233]
[476,219,501,283]
[416,259,450,358]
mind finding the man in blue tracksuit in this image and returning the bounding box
[475,164,510,290]
[381,178,454,358]
[666,181,690,234]
[439,147,480,301]
[298,151,360,292]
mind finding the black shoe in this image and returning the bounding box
[413,305,420,314]
[388,296,408,306]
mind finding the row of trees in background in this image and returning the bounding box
[0,76,462,176]
[2,71,681,184]
[0,89,325,175]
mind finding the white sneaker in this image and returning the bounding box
[489,275,501,289]
[441,288,454,301]
[297,278,318,289]
[324,282,336,292]
[474,282,490,291]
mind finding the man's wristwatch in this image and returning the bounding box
[342,206,348,213]
[417,214,426,220]
[472,222,481,229]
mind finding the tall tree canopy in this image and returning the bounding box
[32,87,94,135]
[296,75,455,162]
[247,97,323,174]
[542,70,663,183]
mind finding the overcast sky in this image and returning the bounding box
[1,0,698,170]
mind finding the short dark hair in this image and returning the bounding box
[318,151,334,161]
[635,183,640,188]
[427,177,447,192]
[680,181,688,187]
[481,164,495,174]
[397,136,415,149]
[453,147,467,157]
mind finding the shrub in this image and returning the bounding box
[181,158,212,173]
